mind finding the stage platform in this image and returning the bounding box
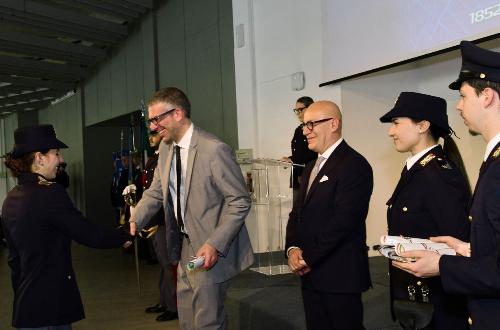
[226,256,401,330]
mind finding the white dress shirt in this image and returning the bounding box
[169,123,194,231]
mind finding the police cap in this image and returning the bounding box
[380,92,451,135]
[10,124,68,159]
[449,40,500,90]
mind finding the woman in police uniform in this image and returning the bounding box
[281,96,317,205]
[380,92,471,330]
[1,124,132,330]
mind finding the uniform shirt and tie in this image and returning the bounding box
[405,144,438,170]
[483,133,500,162]
[168,123,193,235]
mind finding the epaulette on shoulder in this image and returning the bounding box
[37,176,54,186]
[435,157,453,169]
[492,146,500,160]
[419,153,435,167]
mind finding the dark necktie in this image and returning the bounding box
[479,161,487,175]
[387,165,409,207]
[175,145,185,232]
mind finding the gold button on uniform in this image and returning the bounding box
[416,281,422,286]
[468,215,473,222]
[403,207,408,212]
[67,275,72,279]
[468,317,472,325]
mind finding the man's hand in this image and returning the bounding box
[296,259,311,276]
[196,243,219,269]
[430,236,470,257]
[392,250,441,278]
[280,156,292,163]
[129,205,136,220]
[129,221,137,236]
[288,248,309,275]
[123,240,133,248]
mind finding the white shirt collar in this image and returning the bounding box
[485,133,500,161]
[318,137,344,161]
[406,144,438,170]
[174,123,194,150]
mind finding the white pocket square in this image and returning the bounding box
[319,175,329,183]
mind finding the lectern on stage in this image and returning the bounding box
[240,158,301,275]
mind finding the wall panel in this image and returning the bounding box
[186,24,223,136]
[38,92,85,211]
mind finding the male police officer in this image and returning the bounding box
[393,41,500,329]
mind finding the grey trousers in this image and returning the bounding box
[177,238,231,330]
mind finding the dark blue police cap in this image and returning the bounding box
[449,40,500,90]
[380,92,451,135]
[10,124,68,159]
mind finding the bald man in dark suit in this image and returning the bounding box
[286,101,373,330]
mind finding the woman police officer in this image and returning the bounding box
[1,124,132,330]
[380,92,471,329]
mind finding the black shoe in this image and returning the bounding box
[156,311,178,322]
[145,303,165,313]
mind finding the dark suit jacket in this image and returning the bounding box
[387,146,470,327]
[1,173,130,328]
[285,140,373,293]
[289,125,317,189]
[440,141,500,330]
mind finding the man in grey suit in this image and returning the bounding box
[129,87,254,329]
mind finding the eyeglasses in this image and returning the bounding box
[293,107,307,115]
[147,108,176,125]
[301,118,333,131]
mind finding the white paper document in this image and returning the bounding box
[378,235,456,262]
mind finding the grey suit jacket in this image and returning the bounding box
[133,125,254,283]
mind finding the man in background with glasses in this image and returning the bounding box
[285,100,373,330]
[281,96,317,206]
[128,87,254,329]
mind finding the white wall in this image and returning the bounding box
[233,0,340,159]
[233,0,500,255]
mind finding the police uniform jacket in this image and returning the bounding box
[440,142,500,330]
[387,146,470,327]
[1,172,130,328]
[289,125,317,189]
[139,152,164,227]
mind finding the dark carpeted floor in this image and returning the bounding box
[0,243,400,329]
